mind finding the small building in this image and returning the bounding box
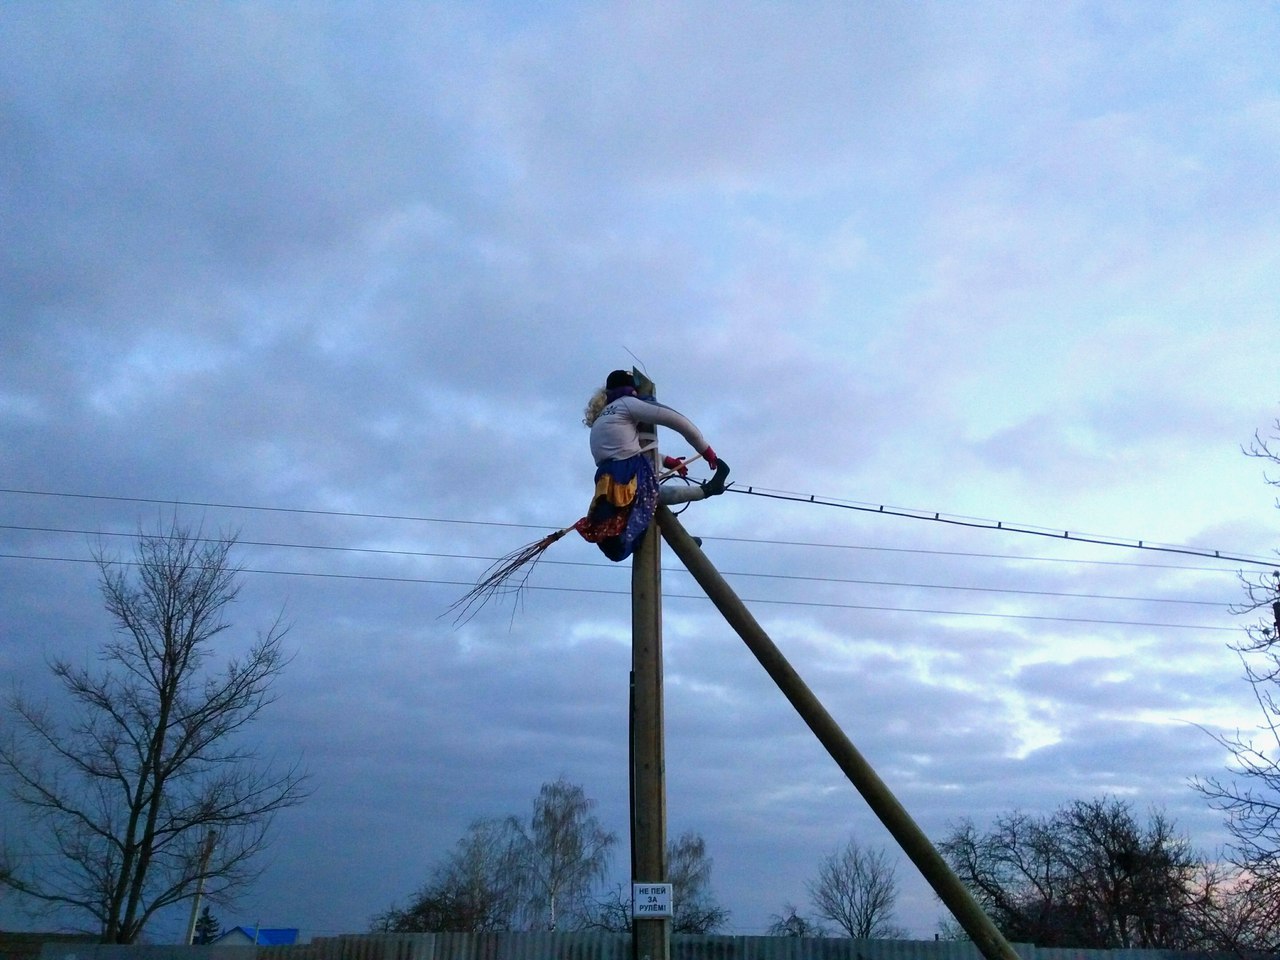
[211,927,299,947]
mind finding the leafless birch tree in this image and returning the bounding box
[371,816,525,933]
[520,777,615,931]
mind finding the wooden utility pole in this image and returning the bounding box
[630,369,670,960]
[657,506,1023,960]
[183,828,217,945]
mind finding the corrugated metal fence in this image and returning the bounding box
[37,935,1245,960]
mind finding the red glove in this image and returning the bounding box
[662,455,688,477]
[701,446,718,469]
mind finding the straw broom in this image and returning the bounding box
[446,452,705,623]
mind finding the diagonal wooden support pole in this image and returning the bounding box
[656,505,1021,960]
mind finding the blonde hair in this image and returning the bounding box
[583,388,608,426]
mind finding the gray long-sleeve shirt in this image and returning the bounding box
[589,395,709,465]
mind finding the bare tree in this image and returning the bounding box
[941,811,1069,945]
[371,816,524,933]
[767,902,827,938]
[579,883,633,933]
[377,780,615,934]
[519,778,615,931]
[940,798,1207,948]
[1188,420,1280,949]
[807,837,904,939]
[1178,860,1280,953]
[579,831,728,934]
[0,521,308,942]
[668,831,730,934]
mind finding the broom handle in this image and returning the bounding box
[656,450,705,481]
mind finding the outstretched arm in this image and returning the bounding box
[630,397,713,460]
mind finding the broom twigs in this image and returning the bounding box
[444,526,574,624]
[445,449,710,624]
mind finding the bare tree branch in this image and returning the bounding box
[941,798,1231,949]
[0,520,309,942]
[1190,415,1280,949]
[520,777,615,931]
[807,837,904,939]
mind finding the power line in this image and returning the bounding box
[0,491,1255,634]
[728,485,1278,569]
[0,486,1260,633]
[707,534,1245,572]
[0,486,531,530]
[1,484,1272,570]
[2,520,1246,576]
[0,523,1235,607]
[0,551,1238,633]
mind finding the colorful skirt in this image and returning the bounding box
[574,454,658,562]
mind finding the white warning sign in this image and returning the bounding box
[632,882,673,918]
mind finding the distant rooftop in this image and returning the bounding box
[213,927,300,946]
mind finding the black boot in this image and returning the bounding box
[700,460,731,497]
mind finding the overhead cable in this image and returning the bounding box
[2,483,1274,569]
[0,551,1236,633]
[0,523,1232,607]
[728,485,1277,569]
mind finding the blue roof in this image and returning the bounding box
[216,926,300,945]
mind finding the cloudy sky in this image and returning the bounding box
[4,0,1280,942]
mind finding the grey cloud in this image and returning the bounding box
[4,0,1279,942]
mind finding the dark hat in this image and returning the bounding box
[606,370,635,390]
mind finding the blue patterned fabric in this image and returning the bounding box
[574,453,658,562]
